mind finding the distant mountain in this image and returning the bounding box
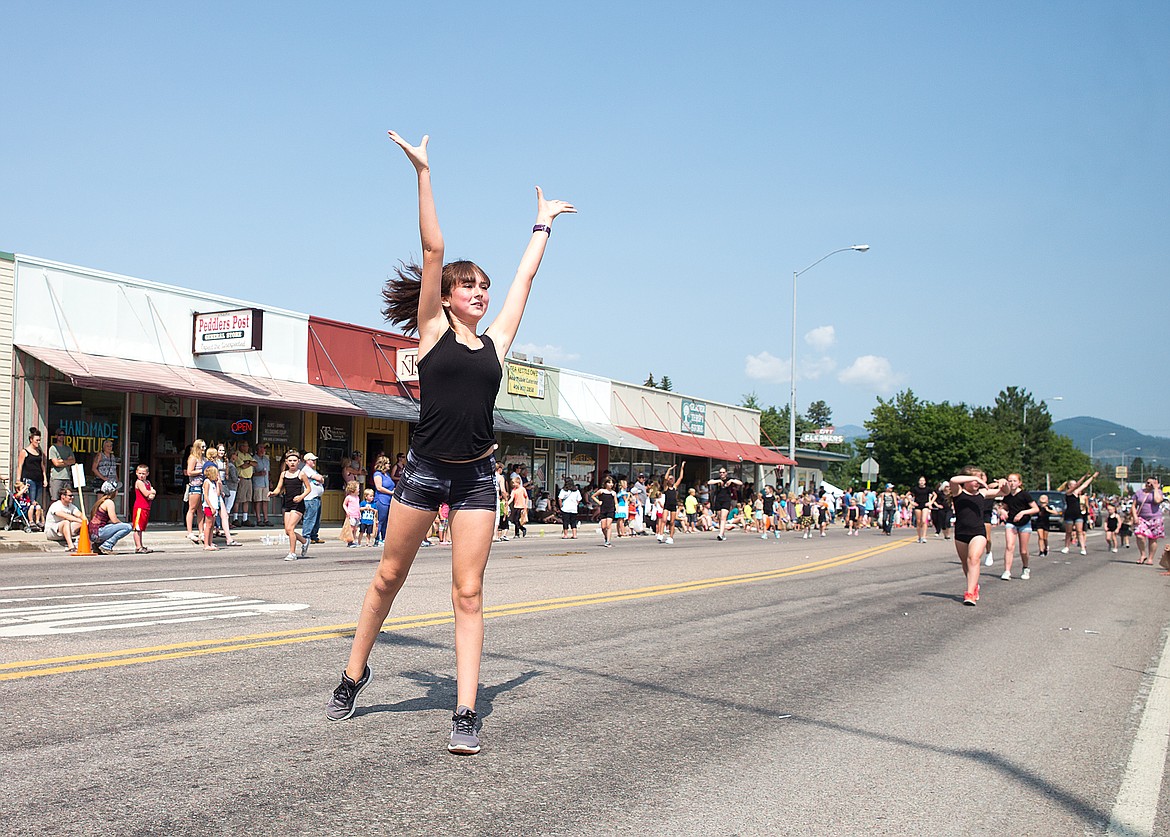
[836,424,868,442]
[1052,416,1170,463]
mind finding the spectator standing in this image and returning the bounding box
[301,452,326,543]
[371,454,395,546]
[558,478,582,539]
[343,450,367,488]
[184,439,208,543]
[47,428,76,503]
[252,443,272,526]
[17,428,48,505]
[1133,477,1165,565]
[233,440,256,526]
[90,439,119,488]
[131,463,156,553]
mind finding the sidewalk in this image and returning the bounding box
[0,520,579,555]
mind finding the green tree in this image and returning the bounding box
[805,399,833,427]
[659,375,673,392]
[644,373,657,388]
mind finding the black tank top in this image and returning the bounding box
[1064,493,1081,519]
[21,449,42,480]
[411,330,502,461]
[664,488,678,509]
[282,472,303,505]
[953,492,985,537]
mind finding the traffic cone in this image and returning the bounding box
[73,522,95,556]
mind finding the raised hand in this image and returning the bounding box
[535,186,577,224]
[387,131,430,172]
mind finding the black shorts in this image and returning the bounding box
[954,531,985,544]
[282,498,305,514]
[392,450,497,513]
[562,512,579,529]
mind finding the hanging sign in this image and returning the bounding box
[396,348,419,382]
[193,308,264,354]
[231,419,254,436]
[681,400,706,435]
[801,426,845,448]
[507,363,546,398]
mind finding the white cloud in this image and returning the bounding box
[837,355,904,393]
[804,325,836,352]
[511,342,579,365]
[745,351,836,383]
[744,350,788,384]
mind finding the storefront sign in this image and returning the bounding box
[319,425,348,443]
[801,426,845,448]
[261,419,289,444]
[192,307,263,355]
[680,400,706,435]
[569,453,595,486]
[54,418,120,454]
[231,418,254,436]
[397,348,419,382]
[507,363,545,398]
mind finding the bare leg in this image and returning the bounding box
[1018,529,1031,569]
[1003,527,1017,576]
[285,510,304,554]
[448,508,496,710]
[956,536,986,597]
[344,502,437,680]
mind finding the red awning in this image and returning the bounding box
[18,345,364,416]
[617,426,796,465]
[737,444,797,466]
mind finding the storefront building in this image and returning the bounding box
[6,252,800,521]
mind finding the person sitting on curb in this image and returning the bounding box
[45,487,85,550]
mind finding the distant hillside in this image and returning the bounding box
[1052,416,1170,463]
[836,424,867,442]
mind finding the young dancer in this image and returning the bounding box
[1000,473,1039,580]
[1120,504,1135,550]
[707,467,743,541]
[658,461,686,544]
[614,478,630,538]
[593,477,617,548]
[508,475,528,539]
[1104,503,1120,553]
[268,451,311,561]
[326,131,574,755]
[949,467,1007,605]
[910,476,934,543]
[1060,472,1098,555]
[1035,494,1054,556]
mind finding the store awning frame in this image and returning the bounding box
[18,345,365,416]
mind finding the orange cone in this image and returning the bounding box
[73,522,95,556]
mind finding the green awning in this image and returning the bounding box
[495,409,609,444]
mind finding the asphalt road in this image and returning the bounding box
[2,524,1168,836]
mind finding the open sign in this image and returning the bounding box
[231,419,254,435]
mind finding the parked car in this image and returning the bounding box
[1030,490,1065,530]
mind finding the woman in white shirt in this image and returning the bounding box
[558,478,582,539]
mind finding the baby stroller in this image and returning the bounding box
[0,479,40,532]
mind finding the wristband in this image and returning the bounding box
[532,224,551,236]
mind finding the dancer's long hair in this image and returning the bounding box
[382,260,491,335]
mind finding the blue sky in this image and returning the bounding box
[3,1,1168,435]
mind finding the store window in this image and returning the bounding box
[47,383,125,491]
[198,401,256,450]
[498,433,534,479]
[257,407,304,463]
[315,416,354,491]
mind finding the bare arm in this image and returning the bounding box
[1072,472,1099,496]
[90,455,104,480]
[387,131,446,354]
[268,472,285,497]
[294,472,312,504]
[486,187,576,362]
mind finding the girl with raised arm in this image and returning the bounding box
[948,467,1007,606]
[326,132,575,755]
[1060,471,1098,555]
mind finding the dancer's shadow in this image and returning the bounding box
[355,636,543,720]
[919,591,964,603]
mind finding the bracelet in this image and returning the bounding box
[532,224,551,236]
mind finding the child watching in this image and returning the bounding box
[131,464,156,553]
[342,480,361,548]
[359,489,377,547]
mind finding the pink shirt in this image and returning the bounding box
[343,495,360,519]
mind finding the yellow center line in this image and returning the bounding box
[0,538,912,680]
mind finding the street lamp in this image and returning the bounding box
[789,245,868,492]
[1089,431,1116,464]
[1122,447,1141,472]
[1022,395,1062,464]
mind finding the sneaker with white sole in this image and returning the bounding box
[326,665,371,721]
[284,553,298,561]
[1000,570,1011,581]
[1021,568,1031,580]
[1079,548,1086,555]
[299,538,310,558]
[1060,547,1069,554]
[448,705,481,754]
[984,554,994,566]
[665,537,674,544]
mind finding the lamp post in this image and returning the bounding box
[1122,447,1141,473]
[1022,395,1062,467]
[1089,431,1116,465]
[789,245,869,492]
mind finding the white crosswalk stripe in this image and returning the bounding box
[0,590,309,636]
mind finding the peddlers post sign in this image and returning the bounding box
[193,308,264,355]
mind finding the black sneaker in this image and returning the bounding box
[326,665,371,721]
[448,705,481,754]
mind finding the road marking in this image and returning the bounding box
[0,575,246,592]
[0,591,309,637]
[1106,625,1170,837]
[0,539,908,680]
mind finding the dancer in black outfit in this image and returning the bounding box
[707,467,743,541]
[948,467,1007,606]
[325,131,575,755]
